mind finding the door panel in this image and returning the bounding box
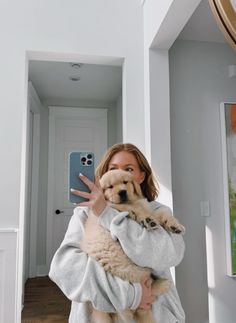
[47,107,107,267]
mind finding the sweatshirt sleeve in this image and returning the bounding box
[49,207,142,312]
[98,204,185,276]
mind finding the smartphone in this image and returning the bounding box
[68,152,95,204]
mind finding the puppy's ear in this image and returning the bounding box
[132,180,143,198]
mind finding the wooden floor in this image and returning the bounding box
[22,276,70,323]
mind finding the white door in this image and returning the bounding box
[46,107,107,269]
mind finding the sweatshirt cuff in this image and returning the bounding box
[129,283,142,310]
[98,205,129,233]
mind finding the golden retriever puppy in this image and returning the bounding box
[80,169,185,323]
[100,170,185,234]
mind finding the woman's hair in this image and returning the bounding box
[96,143,159,201]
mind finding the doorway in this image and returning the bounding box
[21,55,123,321]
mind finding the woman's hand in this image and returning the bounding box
[138,277,155,310]
[70,173,107,216]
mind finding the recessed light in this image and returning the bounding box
[69,76,81,81]
[70,63,83,69]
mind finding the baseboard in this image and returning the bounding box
[37,265,48,277]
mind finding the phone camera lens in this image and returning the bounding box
[87,159,92,165]
[81,157,86,162]
[87,154,92,159]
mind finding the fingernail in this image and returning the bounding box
[79,173,83,177]
[70,188,76,192]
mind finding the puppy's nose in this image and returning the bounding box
[118,190,127,202]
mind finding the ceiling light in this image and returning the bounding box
[70,63,83,69]
[69,76,81,81]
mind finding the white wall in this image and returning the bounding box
[170,39,236,323]
[0,0,144,227]
[143,0,201,208]
[0,1,144,321]
[143,0,201,49]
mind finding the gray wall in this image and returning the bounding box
[170,39,236,323]
[116,91,123,143]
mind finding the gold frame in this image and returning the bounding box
[209,0,236,51]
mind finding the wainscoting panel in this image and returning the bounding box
[0,229,18,323]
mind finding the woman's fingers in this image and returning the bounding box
[70,174,107,216]
[76,201,92,207]
[78,173,97,191]
[70,188,91,199]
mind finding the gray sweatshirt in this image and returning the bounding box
[49,201,185,323]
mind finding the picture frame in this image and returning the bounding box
[220,102,236,277]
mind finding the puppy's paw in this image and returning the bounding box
[163,217,185,234]
[140,217,160,231]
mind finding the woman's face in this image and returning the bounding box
[108,151,145,184]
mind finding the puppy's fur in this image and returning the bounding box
[80,169,185,323]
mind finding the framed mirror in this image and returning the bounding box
[209,0,236,51]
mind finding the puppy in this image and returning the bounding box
[80,169,185,323]
[100,169,185,234]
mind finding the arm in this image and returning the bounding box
[49,207,141,312]
[98,205,185,275]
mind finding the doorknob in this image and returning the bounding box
[55,209,64,214]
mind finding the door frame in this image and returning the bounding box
[27,82,41,277]
[18,52,124,322]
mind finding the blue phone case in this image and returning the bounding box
[68,152,95,204]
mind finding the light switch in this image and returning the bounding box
[200,201,210,217]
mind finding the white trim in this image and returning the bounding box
[27,51,124,67]
[28,82,42,113]
[17,55,30,323]
[48,106,108,118]
[29,113,40,277]
[46,110,56,272]
[0,228,19,323]
[0,228,19,233]
[28,82,42,278]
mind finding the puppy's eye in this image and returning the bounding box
[123,181,128,184]
[108,185,113,189]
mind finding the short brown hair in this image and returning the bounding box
[96,143,159,201]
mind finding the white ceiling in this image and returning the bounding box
[29,61,122,105]
[178,0,226,43]
[29,0,227,105]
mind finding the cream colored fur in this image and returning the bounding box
[80,169,185,323]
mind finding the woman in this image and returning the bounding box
[49,143,185,323]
